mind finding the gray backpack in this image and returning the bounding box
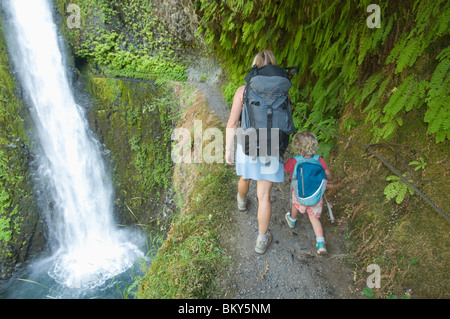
[239,64,297,159]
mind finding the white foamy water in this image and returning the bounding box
[2,0,145,291]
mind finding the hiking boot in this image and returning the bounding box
[237,193,247,211]
[285,212,296,228]
[255,232,272,254]
[316,241,328,255]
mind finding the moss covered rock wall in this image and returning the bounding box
[84,77,176,233]
[55,0,196,81]
[0,13,44,281]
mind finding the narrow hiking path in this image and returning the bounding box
[189,80,361,299]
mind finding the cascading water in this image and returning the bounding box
[1,0,146,297]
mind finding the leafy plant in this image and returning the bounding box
[383,175,415,204]
[408,256,420,266]
[61,0,190,82]
[344,119,359,132]
[408,157,427,171]
[361,287,375,298]
[424,47,450,143]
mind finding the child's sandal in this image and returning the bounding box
[285,212,296,228]
[316,241,328,255]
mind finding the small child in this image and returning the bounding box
[284,131,333,255]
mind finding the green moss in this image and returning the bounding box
[85,77,177,228]
[0,14,40,274]
[55,0,189,82]
[136,87,235,299]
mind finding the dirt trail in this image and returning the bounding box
[189,80,360,299]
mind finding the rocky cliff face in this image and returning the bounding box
[0,13,45,282]
[84,76,176,234]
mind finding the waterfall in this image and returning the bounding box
[1,0,145,291]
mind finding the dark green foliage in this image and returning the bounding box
[195,0,449,143]
[57,0,190,81]
[86,78,176,226]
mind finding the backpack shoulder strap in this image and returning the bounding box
[242,82,257,128]
[291,156,304,180]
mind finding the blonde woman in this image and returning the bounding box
[225,50,285,254]
[284,131,333,254]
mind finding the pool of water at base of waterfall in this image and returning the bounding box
[0,250,150,299]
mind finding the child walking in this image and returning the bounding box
[284,131,333,255]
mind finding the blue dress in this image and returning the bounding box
[235,143,285,183]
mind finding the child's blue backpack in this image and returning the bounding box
[291,155,327,206]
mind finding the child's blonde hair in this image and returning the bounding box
[291,131,318,156]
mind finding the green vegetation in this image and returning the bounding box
[408,157,427,171]
[0,150,21,246]
[57,0,191,81]
[195,0,449,145]
[85,77,177,230]
[85,79,235,298]
[194,0,449,297]
[383,175,414,204]
[1,0,447,298]
[0,16,41,273]
[331,104,449,298]
[136,85,235,298]
[0,21,20,252]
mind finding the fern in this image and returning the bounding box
[384,175,414,204]
[395,37,423,74]
[375,76,428,140]
[363,76,391,113]
[252,18,266,39]
[384,76,428,117]
[424,47,450,142]
[344,85,361,105]
[195,0,449,144]
[241,22,252,43]
[355,72,384,107]
[293,26,304,51]
[409,157,427,171]
[242,2,254,18]
[383,76,413,118]
[387,0,448,74]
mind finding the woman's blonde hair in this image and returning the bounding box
[252,50,277,68]
[291,131,318,156]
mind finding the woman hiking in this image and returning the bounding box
[225,50,287,254]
